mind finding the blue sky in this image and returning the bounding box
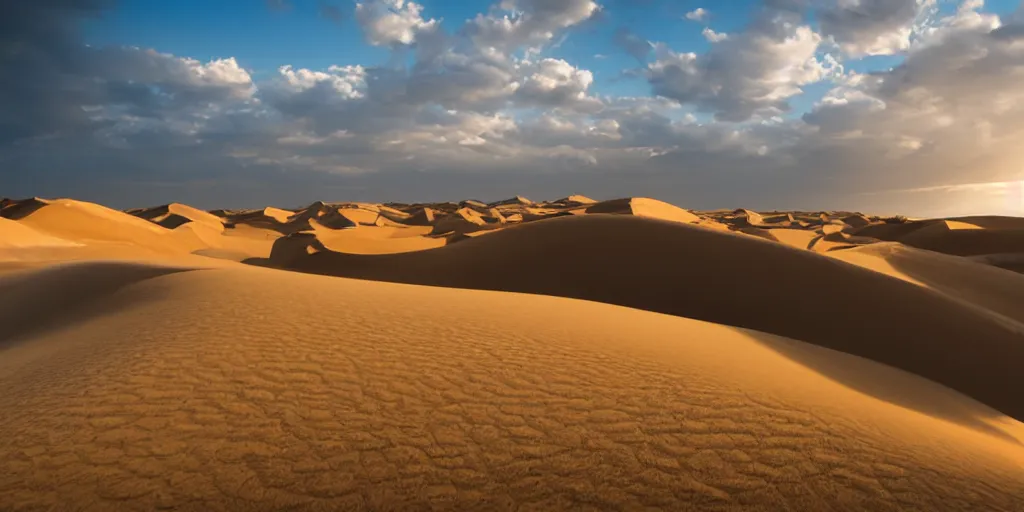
[77,0,788,100]
[80,0,1020,119]
[79,0,1021,110]
[3,0,1023,215]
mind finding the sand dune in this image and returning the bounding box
[972,252,1024,274]
[855,217,1024,257]
[2,194,1023,510]
[2,198,191,254]
[900,226,1024,256]
[586,197,702,224]
[267,214,1024,421]
[829,242,1024,326]
[0,218,81,249]
[1,261,1022,511]
[762,228,818,250]
[129,203,226,230]
[309,222,446,255]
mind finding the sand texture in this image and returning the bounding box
[1,195,1023,511]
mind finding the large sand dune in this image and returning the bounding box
[1,261,1022,511]
[267,214,1024,421]
[2,195,1023,510]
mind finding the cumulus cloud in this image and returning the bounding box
[355,0,439,46]
[0,0,256,144]
[796,6,1024,188]
[702,27,729,42]
[466,0,599,50]
[818,0,935,57]
[514,58,600,110]
[4,0,1024,218]
[685,8,708,22]
[648,6,840,121]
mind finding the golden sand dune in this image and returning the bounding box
[0,218,81,249]
[945,215,1024,230]
[855,217,1024,257]
[1,261,1022,511]
[2,195,1024,510]
[267,214,1024,421]
[129,203,226,230]
[0,199,279,264]
[761,228,818,250]
[830,242,1024,325]
[586,197,701,224]
[900,226,1024,256]
[2,198,189,254]
[309,222,446,255]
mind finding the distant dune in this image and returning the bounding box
[1,195,1022,510]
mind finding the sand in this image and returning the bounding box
[2,261,1023,511]
[267,214,1024,421]
[586,197,702,224]
[0,218,81,249]
[1,195,1023,511]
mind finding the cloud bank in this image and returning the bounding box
[1,0,1023,217]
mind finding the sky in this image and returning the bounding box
[2,0,1024,217]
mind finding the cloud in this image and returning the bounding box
[612,27,652,62]
[685,8,708,22]
[465,0,600,50]
[355,0,439,46]
[648,5,839,121]
[818,0,935,57]
[701,27,729,42]
[0,0,255,144]
[4,0,1024,218]
[514,58,601,110]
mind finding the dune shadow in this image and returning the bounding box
[738,326,1022,445]
[241,257,274,268]
[0,261,196,350]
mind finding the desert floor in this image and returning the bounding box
[1,195,1023,511]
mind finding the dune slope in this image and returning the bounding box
[267,214,1024,421]
[1,261,1022,511]
[830,242,1024,326]
[0,218,80,249]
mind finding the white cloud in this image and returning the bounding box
[355,0,439,46]
[685,8,708,22]
[702,27,729,42]
[648,8,838,121]
[514,58,600,110]
[818,0,936,57]
[466,0,599,50]
[913,0,1000,48]
[276,65,366,99]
